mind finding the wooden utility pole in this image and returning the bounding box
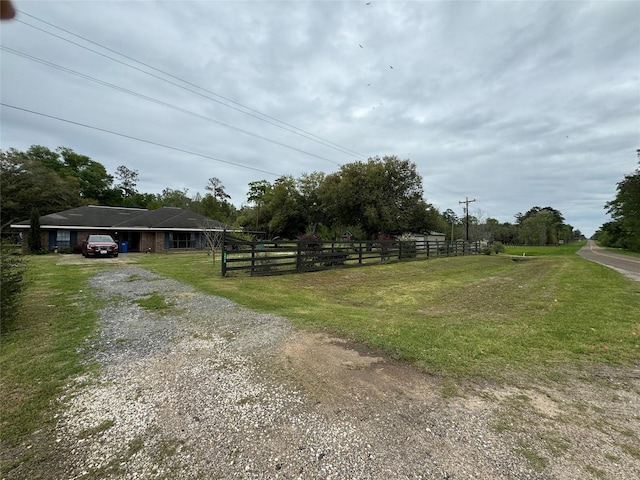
[459,197,476,241]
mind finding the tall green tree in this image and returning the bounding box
[603,152,640,251]
[196,193,237,223]
[321,156,427,239]
[28,208,42,253]
[245,180,272,231]
[516,206,567,244]
[155,188,192,209]
[266,175,305,238]
[54,146,114,203]
[205,177,231,202]
[0,148,81,229]
[115,165,139,199]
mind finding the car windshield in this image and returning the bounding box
[89,235,115,242]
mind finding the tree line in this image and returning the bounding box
[1,145,578,244]
[594,150,640,252]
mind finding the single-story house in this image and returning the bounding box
[10,205,235,254]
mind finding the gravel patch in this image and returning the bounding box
[54,266,640,480]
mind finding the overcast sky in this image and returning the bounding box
[1,1,639,236]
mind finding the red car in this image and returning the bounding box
[82,234,119,258]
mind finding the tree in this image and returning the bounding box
[205,177,231,202]
[1,148,82,229]
[298,172,328,232]
[442,209,460,241]
[266,175,305,239]
[517,206,567,244]
[28,208,42,253]
[115,165,139,199]
[200,219,230,266]
[55,147,114,203]
[246,180,272,231]
[483,217,501,242]
[195,193,236,222]
[156,188,191,209]
[322,156,427,239]
[603,152,640,251]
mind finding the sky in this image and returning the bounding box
[1,1,639,237]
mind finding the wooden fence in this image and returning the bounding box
[221,235,480,276]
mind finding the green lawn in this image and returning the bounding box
[504,242,584,256]
[0,256,111,477]
[138,246,639,380]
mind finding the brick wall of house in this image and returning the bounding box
[21,230,122,253]
[20,229,202,254]
[139,232,159,253]
[155,232,166,253]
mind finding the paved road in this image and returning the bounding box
[577,240,640,281]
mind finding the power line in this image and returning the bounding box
[1,103,281,177]
[14,11,367,160]
[1,45,341,167]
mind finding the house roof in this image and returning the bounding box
[10,205,231,231]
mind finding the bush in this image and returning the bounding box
[398,233,417,260]
[482,242,505,255]
[377,233,394,262]
[1,240,26,330]
[297,233,322,266]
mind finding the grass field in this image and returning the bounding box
[136,242,639,380]
[2,244,639,476]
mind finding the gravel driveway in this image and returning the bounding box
[55,266,640,479]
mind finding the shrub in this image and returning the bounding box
[482,242,505,255]
[1,240,26,330]
[398,233,417,260]
[377,233,394,262]
[297,233,322,266]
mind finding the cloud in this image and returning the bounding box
[1,0,638,236]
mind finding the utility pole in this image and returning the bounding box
[459,197,476,241]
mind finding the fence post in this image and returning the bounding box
[251,241,256,276]
[296,241,302,273]
[221,230,227,277]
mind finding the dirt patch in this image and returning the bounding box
[275,332,442,410]
[272,331,640,480]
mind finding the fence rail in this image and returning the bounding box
[221,236,480,276]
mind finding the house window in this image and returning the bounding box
[170,232,194,249]
[56,230,71,248]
